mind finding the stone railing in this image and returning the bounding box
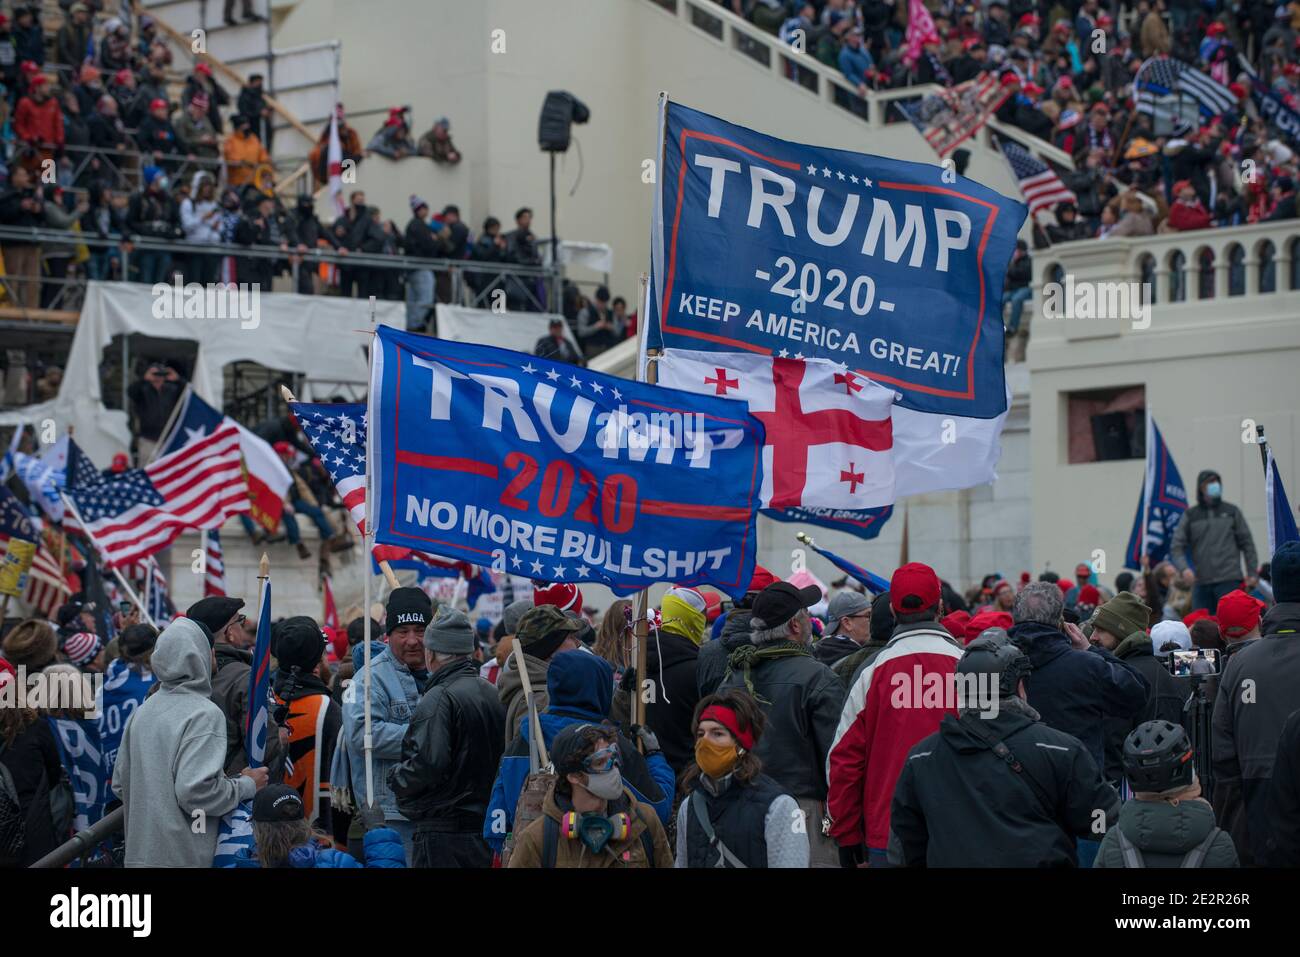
[639,0,1072,168]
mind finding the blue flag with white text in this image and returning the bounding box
[647,100,1024,419]
[369,327,765,598]
[1125,417,1188,569]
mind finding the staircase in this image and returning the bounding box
[136,0,339,180]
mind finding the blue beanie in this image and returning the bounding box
[142,165,162,186]
[546,650,613,717]
[1273,541,1300,603]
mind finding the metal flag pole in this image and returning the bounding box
[58,492,156,628]
[362,295,378,809]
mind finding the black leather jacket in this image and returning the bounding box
[388,658,505,830]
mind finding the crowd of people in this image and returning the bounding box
[2,454,1296,870]
[0,3,637,365]
[735,0,1300,239]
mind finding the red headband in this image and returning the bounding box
[699,705,754,751]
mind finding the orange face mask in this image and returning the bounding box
[695,737,739,779]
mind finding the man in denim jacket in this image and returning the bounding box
[340,587,432,858]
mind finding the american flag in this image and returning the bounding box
[289,400,477,573]
[998,137,1076,217]
[65,424,249,569]
[127,556,176,626]
[204,530,226,597]
[1137,56,1236,118]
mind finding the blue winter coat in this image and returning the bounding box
[230,826,406,868]
[483,650,674,852]
[1009,620,1149,769]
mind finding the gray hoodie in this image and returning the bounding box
[111,618,255,867]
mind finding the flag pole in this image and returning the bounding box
[630,271,654,741]
[148,383,193,466]
[362,295,379,809]
[58,492,156,628]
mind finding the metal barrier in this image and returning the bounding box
[30,806,125,869]
[0,224,563,313]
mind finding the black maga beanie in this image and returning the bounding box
[386,587,433,633]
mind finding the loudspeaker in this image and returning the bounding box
[538,91,591,152]
[1090,412,1132,462]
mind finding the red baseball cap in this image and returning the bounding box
[1077,584,1101,607]
[111,452,129,472]
[273,441,293,456]
[941,610,971,640]
[1182,608,1218,629]
[1056,578,1074,594]
[890,562,941,614]
[150,97,168,112]
[1216,590,1264,638]
[701,590,723,623]
[964,610,1013,645]
[1075,563,1092,578]
[747,564,780,593]
[196,61,213,76]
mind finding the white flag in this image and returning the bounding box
[658,349,1006,502]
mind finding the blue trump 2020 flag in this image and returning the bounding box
[647,99,1025,419]
[369,327,765,599]
[1125,417,1188,569]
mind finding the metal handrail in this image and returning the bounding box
[644,0,1074,168]
[30,807,124,869]
[0,225,558,274]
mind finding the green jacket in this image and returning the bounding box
[1095,797,1238,868]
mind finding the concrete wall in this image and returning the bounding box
[1028,222,1300,579]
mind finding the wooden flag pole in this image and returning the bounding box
[630,270,655,740]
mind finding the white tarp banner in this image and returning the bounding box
[553,241,614,275]
[0,281,405,466]
[434,303,580,356]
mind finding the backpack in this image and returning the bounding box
[500,640,554,868]
[0,739,27,865]
[1114,825,1223,868]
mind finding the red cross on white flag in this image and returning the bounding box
[658,351,896,509]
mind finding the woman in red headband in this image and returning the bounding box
[676,689,808,868]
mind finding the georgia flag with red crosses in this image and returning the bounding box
[657,351,896,510]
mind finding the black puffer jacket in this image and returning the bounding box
[389,658,505,830]
[891,701,1119,867]
[211,643,284,775]
[643,630,700,776]
[697,609,752,697]
[717,644,845,801]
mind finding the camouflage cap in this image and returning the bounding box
[515,604,583,658]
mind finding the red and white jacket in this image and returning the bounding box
[827,623,963,850]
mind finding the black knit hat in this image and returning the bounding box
[385,587,433,634]
[869,592,895,643]
[274,616,326,672]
